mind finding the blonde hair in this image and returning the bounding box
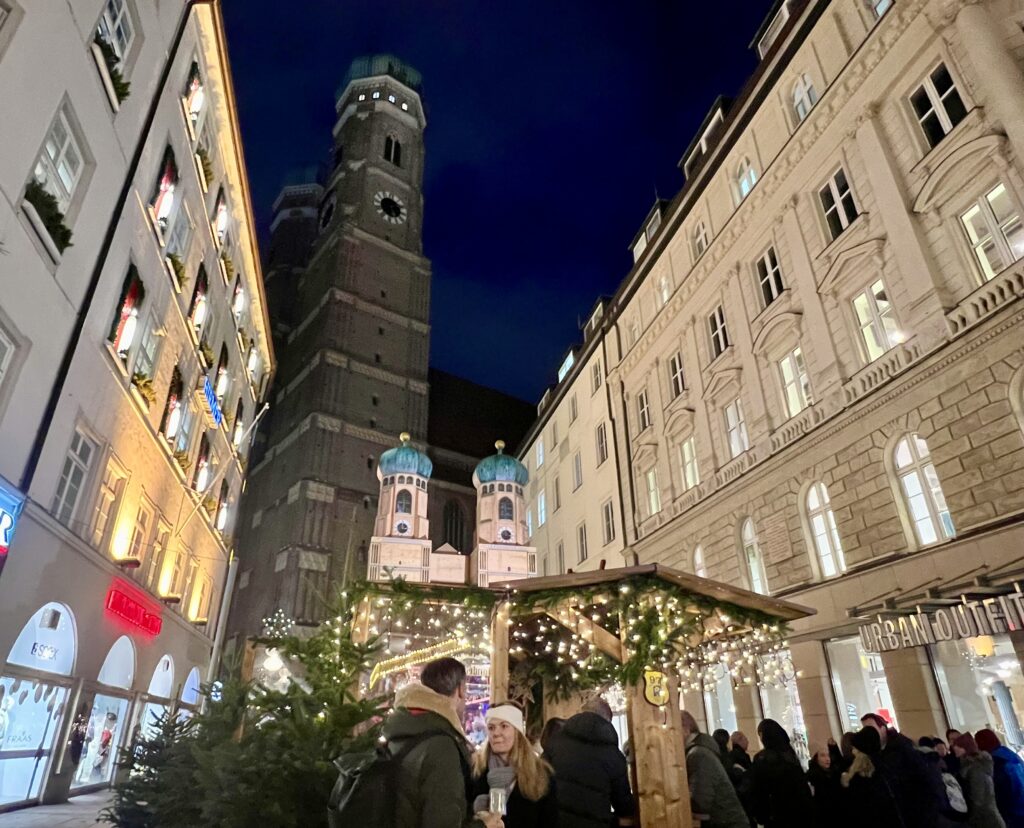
[473,725,553,802]
[840,750,875,788]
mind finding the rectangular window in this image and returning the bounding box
[756,247,785,307]
[556,540,565,573]
[127,502,152,569]
[819,168,858,241]
[591,361,602,394]
[645,468,661,516]
[668,352,685,398]
[551,420,559,446]
[53,430,97,527]
[778,346,812,418]
[637,389,651,431]
[553,476,561,511]
[601,500,616,544]
[145,523,169,589]
[679,436,699,491]
[872,0,893,18]
[595,422,608,466]
[91,460,125,549]
[910,63,967,149]
[628,319,640,347]
[708,305,729,359]
[537,491,547,526]
[131,315,159,380]
[97,0,134,64]
[166,201,192,260]
[725,398,749,459]
[535,439,544,468]
[960,183,1024,281]
[572,450,583,491]
[0,324,15,392]
[33,105,84,213]
[526,507,533,537]
[576,523,588,563]
[852,279,900,362]
[569,393,578,423]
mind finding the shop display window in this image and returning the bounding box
[760,653,809,764]
[70,694,127,789]
[703,663,738,734]
[826,636,897,732]
[930,635,1024,750]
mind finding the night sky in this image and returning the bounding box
[222,1,770,402]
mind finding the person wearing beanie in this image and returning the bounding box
[470,702,558,828]
[975,729,1024,827]
[954,733,1006,828]
[840,726,903,827]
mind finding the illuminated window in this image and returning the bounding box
[894,434,955,547]
[212,188,229,246]
[183,61,205,129]
[33,104,84,214]
[779,347,812,418]
[806,482,846,577]
[188,266,209,335]
[645,468,661,516]
[741,518,768,594]
[96,0,134,65]
[535,438,544,468]
[214,344,229,403]
[193,435,211,492]
[160,366,184,444]
[725,398,749,459]
[735,157,758,202]
[108,265,145,364]
[792,73,817,123]
[538,490,547,526]
[679,436,699,491]
[960,184,1024,281]
[852,279,900,363]
[693,544,706,578]
[231,398,244,449]
[216,481,229,531]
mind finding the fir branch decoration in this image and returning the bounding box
[198,341,215,368]
[166,252,185,286]
[221,252,236,280]
[94,35,131,103]
[196,145,214,184]
[24,180,73,252]
[131,372,156,405]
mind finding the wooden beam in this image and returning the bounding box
[490,600,510,702]
[543,602,624,662]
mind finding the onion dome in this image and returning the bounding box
[378,432,433,478]
[473,440,528,487]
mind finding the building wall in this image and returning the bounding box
[0,0,270,807]
[517,0,1024,743]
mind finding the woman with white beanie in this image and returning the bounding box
[470,701,559,827]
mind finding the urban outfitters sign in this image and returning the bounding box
[859,586,1024,654]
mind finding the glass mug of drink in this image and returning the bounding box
[489,787,507,815]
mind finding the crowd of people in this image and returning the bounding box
[375,656,1024,827]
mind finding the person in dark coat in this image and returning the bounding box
[470,702,558,828]
[730,731,753,771]
[748,719,814,828]
[955,733,1007,828]
[861,712,945,828]
[681,711,749,828]
[539,717,565,756]
[919,737,968,823]
[976,729,1024,828]
[545,696,636,827]
[807,744,847,826]
[382,658,502,828]
[946,730,964,777]
[841,726,905,828]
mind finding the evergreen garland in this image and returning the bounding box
[24,180,73,252]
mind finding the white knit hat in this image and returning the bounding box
[485,704,526,736]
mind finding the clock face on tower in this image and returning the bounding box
[394,520,410,536]
[499,528,513,542]
[373,191,407,225]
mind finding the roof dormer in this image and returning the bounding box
[752,0,791,60]
[629,199,669,263]
[680,98,730,179]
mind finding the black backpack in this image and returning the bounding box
[327,730,460,828]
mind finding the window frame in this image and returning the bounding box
[692,219,709,260]
[644,467,661,516]
[668,352,686,399]
[693,544,706,578]
[852,278,901,364]
[819,167,858,242]
[591,361,603,395]
[909,62,967,150]
[893,433,955,548]
[637,388,652,432]
[708,305,729,360]
[679,435,699,491]
[805,481,846,578]
[778,346,812,418]
[735,157,758,203]
[595,422,608,466]
[958,183,1024,283]
[576,522,588,563]
[756,246,785,308]
[601,499,616,545]
[90,456,127,552]
[96,0,136,68]
[792,73,818,123]
[724,397,749,459]
[537,490,547,527]
[52,428,98,528]
[535,438,544,469]
[572,450,583,491]
[33,103,86,216]
[741,518,768,595]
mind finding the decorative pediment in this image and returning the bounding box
[633,442,658,468]
[751,311,803,356]
[913,134,1006,214]
[818,237,886,294]
[664,406,696,438]
[702,367,741,402]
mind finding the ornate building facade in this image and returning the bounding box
[518,0,1024,755]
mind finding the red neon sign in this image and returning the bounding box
[106,585,162,636]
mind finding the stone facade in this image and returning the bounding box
[518,0,1024,746]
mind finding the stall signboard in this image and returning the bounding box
[859,586,1024,654]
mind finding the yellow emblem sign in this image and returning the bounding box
[643,669,669,706]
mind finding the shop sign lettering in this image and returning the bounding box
[859,586,1024,653]
[30,642,57,661]
[106,586,162,636]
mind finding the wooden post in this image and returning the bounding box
[490,600,510,703]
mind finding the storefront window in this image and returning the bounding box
[931,635,1024,750]
[760,652,809,764]
[141,654,174,738]
[826,636,898,732]
[70,694,127,789]
[704,664,738,734]
[1,602,76,808]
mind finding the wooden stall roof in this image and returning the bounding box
[491,563,815,623]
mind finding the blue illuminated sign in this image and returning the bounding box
[0,477,26,569]
[203,375,223,427]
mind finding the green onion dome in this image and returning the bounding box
[378,432,433,478]
[473,440,528,487]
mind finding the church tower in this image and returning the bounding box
[471,441,537,587]
[227,56,432,636]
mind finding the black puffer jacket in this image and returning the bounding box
[545,712,636,827]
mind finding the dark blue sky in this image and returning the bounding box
[222,1,769,402]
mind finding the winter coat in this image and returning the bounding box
[469,764,559,828]
[730,745,752,771]
[381,683,482,828]
[545,711,635,828]
[842,765,905,828]
[990,746,1024,828]
[876,729,944,828]
[961,753,1007,828]
[748,746,814,828]
[807,756,848,827]
[686,732,749,828]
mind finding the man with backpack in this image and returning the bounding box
[385,658,502,828]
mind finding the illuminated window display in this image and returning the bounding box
[703,663,737,733]
[826,636,897,731]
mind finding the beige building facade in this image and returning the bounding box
[520,0,1024,756]
[0,0,270,809]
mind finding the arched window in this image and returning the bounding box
[215,344,229,403]
[792,73,818,123]
[498,497,514,520]
[692,220,709,259]
[150,147,179,231]
[443,500,466,551]
[736,158,758,202]
[741,519,768,594]
[189,265,209,334]
[7,601,77,676]
[806,482,846,577]
[108,265,145,363]
[97,635,135,689]
[894,434,955,546]
[396,489,412,514]
[693,545,706,578]
[384,135,402,167]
